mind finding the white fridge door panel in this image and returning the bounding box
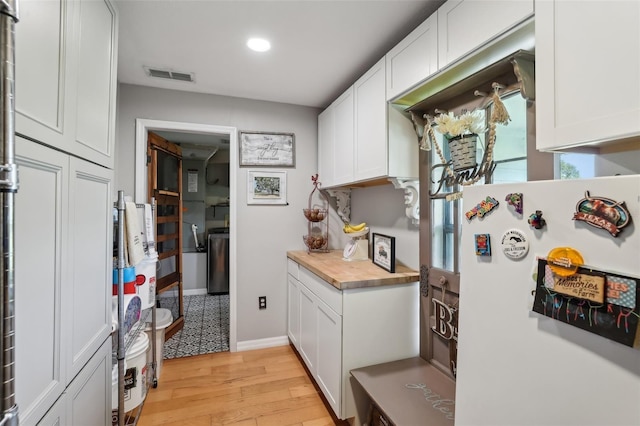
[456,176,640,426]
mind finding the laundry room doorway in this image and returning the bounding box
[135,119,238,354]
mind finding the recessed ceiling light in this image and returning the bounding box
[247,38,271,52]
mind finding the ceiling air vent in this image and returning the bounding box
[144,67,195,82]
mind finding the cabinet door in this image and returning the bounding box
[65,157,113,381]
[438,0,533,68]
[536,0,640,150]
[36,393,67,426]
[298,284,317,374]
[73,0,118,168]
[315,300,342,418]
[15,138,68,426]
[65,338,112,426]
[354,57,387,182]
[318,106,335,187]
[386,13,438,101]
[332,88,355,186]
[287,275,301,349]
[15,0,73,150]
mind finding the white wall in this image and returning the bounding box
[595,148,640,176]
[351,185,419,270]
[115,83,319,343]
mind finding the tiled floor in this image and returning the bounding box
[160,294,230,359]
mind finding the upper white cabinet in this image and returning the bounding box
[332,88,356,186]
[318,58,418,188]
[535,0,640,150]
[16,0,118,169]
[437,0,533,69]
[317,107,335,188]
[354,58,387,182]
[385,13,438,101]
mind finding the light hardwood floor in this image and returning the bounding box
[137,345,349,426]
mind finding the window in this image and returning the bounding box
[557,153,596,179]
[429,90,528,273]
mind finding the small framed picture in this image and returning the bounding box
[372,233,395,273]
[239,131,295,167]
[247,171,287,205]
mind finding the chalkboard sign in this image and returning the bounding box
[532,259,640,348]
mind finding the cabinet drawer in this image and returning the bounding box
[299,267,342,315]
[287,258,299,280]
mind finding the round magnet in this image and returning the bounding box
[547,247,584,277]
[500,229,529,259]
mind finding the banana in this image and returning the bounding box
[343,222,367,233]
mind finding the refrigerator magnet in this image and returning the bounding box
[500,229,529,259]
[474,234,491,256]
[528,210,546,229]
[572,191,630,237]
[505,193,523,215]
[465,196,499,220]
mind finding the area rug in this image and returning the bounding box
[161,294,230,359]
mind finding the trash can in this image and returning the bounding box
[145,308,173,381]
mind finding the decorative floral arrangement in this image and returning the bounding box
[433,111,485,140]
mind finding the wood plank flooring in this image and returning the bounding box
[137,345,349,426]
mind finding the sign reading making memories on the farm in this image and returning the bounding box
[532,258,640,348]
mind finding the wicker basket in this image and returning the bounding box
[448,133,478,171]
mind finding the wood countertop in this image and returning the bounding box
[287,250,419,290]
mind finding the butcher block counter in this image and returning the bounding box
[286,249,419,422]
[286,250,419,290]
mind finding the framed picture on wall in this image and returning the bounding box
[239,131,295,167]
[247,170,287,205]
[372,233,395,273]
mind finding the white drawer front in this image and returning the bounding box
[299,266,342,315]
[287,258,299,280]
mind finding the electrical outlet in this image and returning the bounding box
[259,296,267,310]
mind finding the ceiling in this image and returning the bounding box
[115,0,445,110]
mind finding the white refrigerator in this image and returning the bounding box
[455,175,640,425]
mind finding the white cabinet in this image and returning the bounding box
[535,0,640,150]
[317,107,335,188]
[66,156,113,380]
[385,13,438,101]
[15,0,118,168]
[317,59,418,188]
[65,338,112,426]
[354,58,387,182]
[15,137,113,426]
[437,0,533,69]
[315,300,342,416]
[286,258,418,420]
[298,284,319,374]
[15,139,67,426]
[332,88,355,186]
[287,274,301,349]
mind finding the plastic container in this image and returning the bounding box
[112,294,142,336]
[113,267,136,295]
[144,308,173,381]
[124,332,149,412]
[135,255,157,310]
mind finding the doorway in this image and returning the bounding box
[135,119,238,353]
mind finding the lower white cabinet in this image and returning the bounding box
[15,137,113,425]
[35,338,111,426]
[287,259,418,420]
[65,338,112,426]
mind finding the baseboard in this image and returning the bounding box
[182,288,208,296]
[236,335,289,352]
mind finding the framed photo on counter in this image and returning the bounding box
[372,233,395,273]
